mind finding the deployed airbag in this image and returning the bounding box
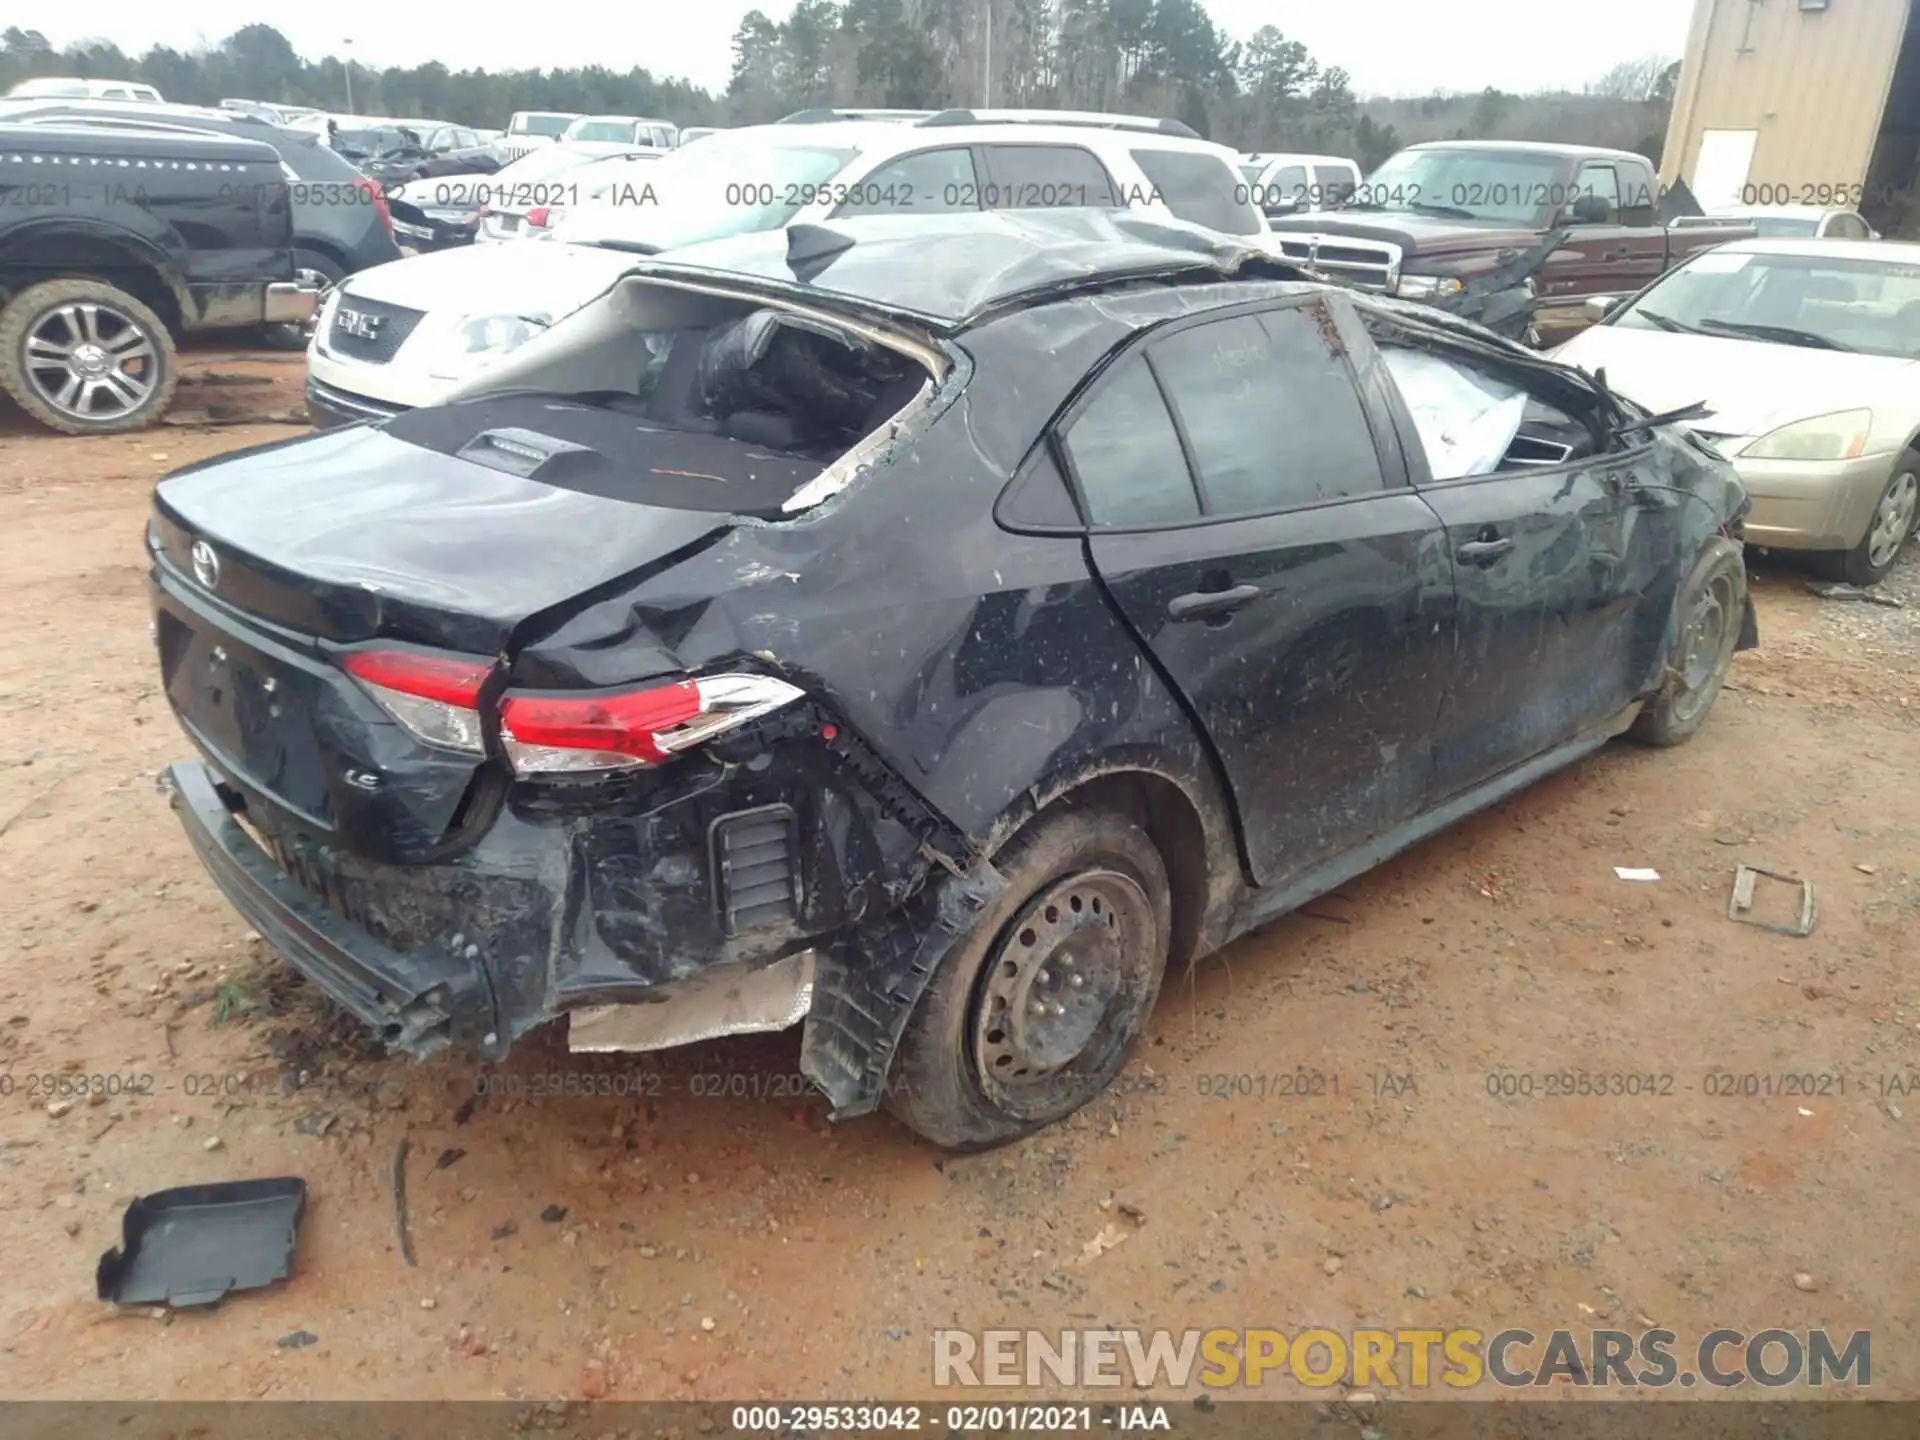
[1383,347,1527,480]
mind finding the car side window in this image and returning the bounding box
[1148,305,1384,514]
[832,147,980,217]
[1268,164,1308,204]
[1060,355,1201,526]
[1829,213,1868,239]
[1617,159,1657,225]
[1576,163,1621,223]
[979,144,1120,208]
[1129,148,1263,236]
[1312,164,1355,205]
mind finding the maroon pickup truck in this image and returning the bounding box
[1265,141,1754,345]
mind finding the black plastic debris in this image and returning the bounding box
[96,1178,306,1307]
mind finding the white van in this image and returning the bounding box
[1239,152,1361,218]
[7,77,163,103]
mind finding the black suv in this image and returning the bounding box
[149,211,1754,1148]
[0,99,404,346]
[1,121,317,433]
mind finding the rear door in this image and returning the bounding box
[1365,323,1683,797]
[1071,295,1455,886]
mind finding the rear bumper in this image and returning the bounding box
[164,761,503,1058]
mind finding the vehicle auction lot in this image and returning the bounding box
[1,363,1917,1402]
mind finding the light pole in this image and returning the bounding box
[342,38,354,113]
[981,1,992,109]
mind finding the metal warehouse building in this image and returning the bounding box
[1662,0,1920,230]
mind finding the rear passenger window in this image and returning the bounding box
[980,145,1120,208]
[1061,356,1200,526]
[1129,149,1262,236]
[1149,305,1383,514]
[833,147,980,216]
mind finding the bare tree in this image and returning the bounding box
[1588,53,1675,103]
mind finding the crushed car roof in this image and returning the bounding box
[623,209,1310,330]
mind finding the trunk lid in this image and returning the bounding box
[153,396,830,654]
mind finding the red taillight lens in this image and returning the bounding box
[526,206,551,229]
[500,674,807,777]
[344,649,491,754]
[354,177,394,236]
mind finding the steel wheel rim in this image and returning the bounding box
[293,267,334,339]
[22,302,159,420]
[1867,469,1917,570]
[1671,567,1739,726]
[971,869,1150,1113]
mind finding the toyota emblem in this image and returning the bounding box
[190,540,220,590]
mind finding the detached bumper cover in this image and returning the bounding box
[163,761,502,1058]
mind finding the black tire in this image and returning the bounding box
[884,806,1171,1151]
[1630,535,1747,748]
[254,249,344,351]
[0,277,178,435]
[1812,454,1919,587]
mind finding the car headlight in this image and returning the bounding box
[1396,274,1464,300]
[1739,409,1873,462]
[420,312,553,380]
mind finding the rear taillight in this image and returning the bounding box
[500,674,806,776]
[342,651,805,777]
[526,206,551,229]
[344,649,490,754]
[354,177,394,236]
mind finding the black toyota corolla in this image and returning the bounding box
[149,210,1755,1149]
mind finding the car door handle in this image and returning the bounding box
[1456,538,1515,566]
[1167,584,1262,620]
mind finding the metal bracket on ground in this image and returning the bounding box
[1727,864,1817,937]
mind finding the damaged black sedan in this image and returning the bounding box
[150,210,1754,1149]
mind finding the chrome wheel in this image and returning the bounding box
[1867,468,1918,572]
[971,869,1151,1115]
[1669,565,1740,727]
[23,302,160,421]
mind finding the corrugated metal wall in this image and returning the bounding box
[1662,0,1912,195]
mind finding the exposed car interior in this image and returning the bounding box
[410,280,939,515]
[1376,341,1601,478]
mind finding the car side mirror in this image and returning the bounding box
[1583,295,1621,323]
[1565,194,1612,225]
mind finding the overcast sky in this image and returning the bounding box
[14,1,1692,98]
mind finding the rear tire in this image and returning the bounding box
[1813,455,1918,587]
[1630,535,1747,748]
[0,277,177,435]
[884,807,1171,1151]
